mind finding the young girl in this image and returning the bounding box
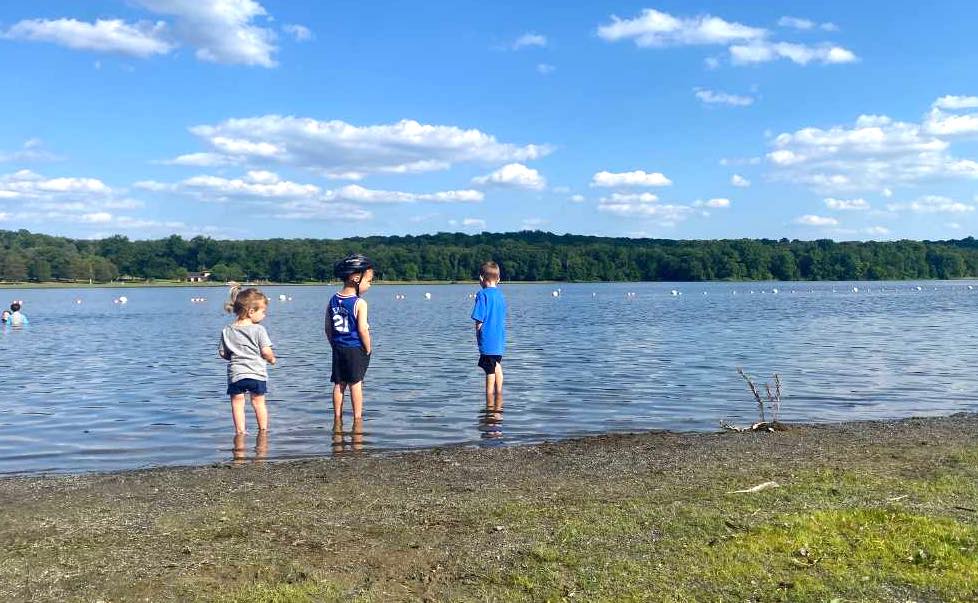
[219,288,276,434]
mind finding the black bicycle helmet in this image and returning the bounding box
[333,253,375,281]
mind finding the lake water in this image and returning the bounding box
[1,281,976,474]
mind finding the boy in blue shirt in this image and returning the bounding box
[471,261,507,408]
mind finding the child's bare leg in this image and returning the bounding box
[351,417,364,451]
[332,383,346,420]
[231,394,247,434]
[251,394,268,431]
[494,363,504,399]
[484,374,496,407]
[350,381,364,420]
[232,432,246,461]
[331,416,344,453]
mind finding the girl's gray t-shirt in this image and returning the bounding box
[220,324,272,383]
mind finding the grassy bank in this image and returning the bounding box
[1,415,977,602]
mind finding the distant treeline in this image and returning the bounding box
[3,228,978,283]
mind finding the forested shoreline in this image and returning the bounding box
[3,228,978,283]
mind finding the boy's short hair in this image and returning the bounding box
[10,302,21,312]
[232,288,267,318]
[479,261,500,281]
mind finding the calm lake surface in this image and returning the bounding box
[2,281,976,474]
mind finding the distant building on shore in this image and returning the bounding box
[187,271,212,283]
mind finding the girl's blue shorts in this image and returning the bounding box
[227,379,268,396]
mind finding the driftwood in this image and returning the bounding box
[720,420,789,433]
[724,369,788,432]
[727,481,780,494]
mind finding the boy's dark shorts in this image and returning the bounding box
[478,354,503,374]
[227,378,267,396]
[331,345,370,384]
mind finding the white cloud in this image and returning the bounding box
[522,217,547,228]
[864,226,889,235]
[720,156,761,166]
[160,152,240,167]
[695,88,754,107]
[591,170,672,188]
[765,109,978,192]
[597,8,764,47]
[81,211,114,223]
[0,169,161,232]
[569,194,585,203]
[3,18,172,57]
[824,197,870,210]
[794,214,839,226]
[693,198,731,208]
[598,199,695,225]
[924,107,978,136]
[175,115,550,179]
[933,95,978,110]
[472,163,546,190]
[947,222,962,230]
[134,0,277,66]
[598,9,853,69]
[5,0,280,67]
[704,56,720,69]
[730,174,751,187]
[777,17,815,30]
[778,16,838,32]
[602,192,659,203]
[462,218,486,228]
[512,32,546,49]
[275,200,373,222]
[886,195,975,214]
[730,41,857,65]
[326,184,483,204]
[140,171,484,207]
[882,187,893,198]
[282,24,312,42]
[179,172,322,200]
[0,169,112,198]
[0,139,62,163]
[537,63,555,75]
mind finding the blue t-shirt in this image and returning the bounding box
[327,293,362,348]
[471,287,506,355]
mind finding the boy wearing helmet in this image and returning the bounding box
[325,254,374,422]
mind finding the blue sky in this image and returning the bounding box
[1,1,978,241]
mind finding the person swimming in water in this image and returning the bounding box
[7,302,28,326]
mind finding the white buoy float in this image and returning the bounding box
[278,294,287,301]
[670,289,679,296]
[424,292,432,300]
[74,297,83,304]
[852,286,859,293]
[772,288,779,294]
[915,285,923,291]
[113,296,128,304]
[551,290,560,297]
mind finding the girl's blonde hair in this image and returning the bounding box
[231,287,267,318]
[224,282,241,314]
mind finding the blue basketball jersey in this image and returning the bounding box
[328,293,362,348]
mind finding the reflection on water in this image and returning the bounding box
[2,281,978,474]
[232,431,268,464]
[478,408,504,442]
[332,418,364,454]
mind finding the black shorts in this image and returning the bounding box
[331,345,370,384]
[478,354,503,374]
[227,378,267,396]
